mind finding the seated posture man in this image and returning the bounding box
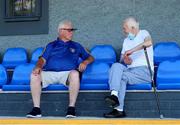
[27,20,94,118]
[104,17,153,118]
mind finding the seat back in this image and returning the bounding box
[90,45,116,65]
[80,61,110,90]
[82,62,110,75]
[2,48,28,69]
[154,42,180,65]
[156,60,180,90]
[81,62,110,90]
[11,63,35,85]
[31,47,44,64]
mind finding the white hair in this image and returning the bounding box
[57,20,73,33]
[123,17,139,30]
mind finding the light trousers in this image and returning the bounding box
[108,63,151,110]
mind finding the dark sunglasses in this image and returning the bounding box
[61,28,77,32]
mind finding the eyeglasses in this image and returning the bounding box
[61,28,77,32]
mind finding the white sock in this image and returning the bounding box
[111,90,118,97]
[115,108,123,111]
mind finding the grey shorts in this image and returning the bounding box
[41,71,71,88]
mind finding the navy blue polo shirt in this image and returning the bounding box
[41,38,90,71]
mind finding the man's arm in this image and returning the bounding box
[32,57,46,75]
[124,36,153,56]
[78,55,94,72]
[36,57,46,69]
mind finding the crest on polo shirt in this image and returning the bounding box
[70,48,76,53]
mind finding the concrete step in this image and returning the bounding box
[0,91,180,118]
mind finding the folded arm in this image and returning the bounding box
[124,36,153,57]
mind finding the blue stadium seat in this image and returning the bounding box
[154,42,180,65]
[156,60,180,90]
[2,48,28,69]
[90,45,116,65]
[31,47,44,64]
[81,62,110,90]
[0,64,8,88]
[2,63,35,91]
[11,63,35,85]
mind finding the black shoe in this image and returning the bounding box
[66,106,76,118]
[105,95,119,108]
[26,107,42,118]
[104,109,126,118]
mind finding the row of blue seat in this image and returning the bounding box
[2,41,180,69]
[2,45,117,69]
[0,41,180,91]
[0,62,151,91]
[1,59,180,91]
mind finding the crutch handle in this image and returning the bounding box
[143,45,147,50]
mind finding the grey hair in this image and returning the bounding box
[57,20,73,33]
[123,17,139,30]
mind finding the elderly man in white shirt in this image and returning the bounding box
[104,17,154,118]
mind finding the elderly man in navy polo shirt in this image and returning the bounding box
[26,20,94,118]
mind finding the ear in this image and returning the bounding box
[58,29,61,33]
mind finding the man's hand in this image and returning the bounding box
[123,50,133,65]
[123,55,132,65]
[32,67,42,76]
[78,56,94,72]
[78,62,88,72]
